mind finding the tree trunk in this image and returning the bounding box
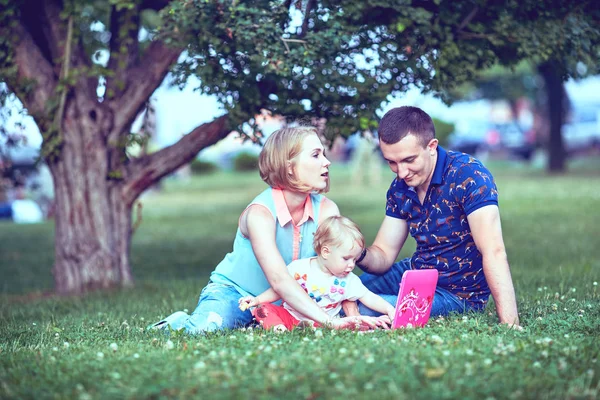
[46,106,231,294]
[7,2,232,295]
[50,109,133,294]
[538,61,567,173]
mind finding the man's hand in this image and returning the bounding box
[501,322,523,331]
[332,315,391,331]
[376,315,393,329]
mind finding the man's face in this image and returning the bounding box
[380,134,438,191]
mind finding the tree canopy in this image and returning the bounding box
[2,1,598,141]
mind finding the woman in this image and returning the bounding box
[149,126,380,333]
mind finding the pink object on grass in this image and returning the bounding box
[392,269,438,329]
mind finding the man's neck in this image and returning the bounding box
[417,151,438,200]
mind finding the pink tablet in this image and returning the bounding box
[392,269,438,329]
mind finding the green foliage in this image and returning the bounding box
[0,1,19,84]
[432,118,454,147]
[159,0,388,136]
[190,159,218,175]
[2,0,599,144]
[107,169,123,180]
[153,0,600,140]
[0,164,599,398]
[233,152,259,171]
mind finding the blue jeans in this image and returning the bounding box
[359,258,474,317]
[160,282,253,334]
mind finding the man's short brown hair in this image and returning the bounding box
[379,106,436,147]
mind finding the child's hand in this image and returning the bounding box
[376,314,392,330]
[333,316,380,331]
[238,296,258,311]
[386,307,396,327]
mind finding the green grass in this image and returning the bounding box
[1,162,599,399]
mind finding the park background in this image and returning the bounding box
[1,1,600,399]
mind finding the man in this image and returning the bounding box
[348,106,519,326]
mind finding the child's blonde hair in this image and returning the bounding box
[258,126,330,193]
[313,216,364,254]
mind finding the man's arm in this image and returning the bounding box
[359,216,409,275]
[342,216,408,317]
[467,205,520,326]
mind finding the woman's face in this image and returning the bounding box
[290,133,331,192]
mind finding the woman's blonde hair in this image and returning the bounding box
[259,126,329,193]
[313,216,364,255]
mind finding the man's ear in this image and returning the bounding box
[427,138,439,154]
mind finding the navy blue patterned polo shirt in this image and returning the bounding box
[385,146,499,309]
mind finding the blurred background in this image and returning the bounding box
[2,71,598,225]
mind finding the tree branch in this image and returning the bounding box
[280,0,293,30]
[457,31,495,41]
[8,20,58,121]
[299,0,316,38]
[108,40,183,139]
[54,16,73,134]
[123,114,230,205]
[21,1,97,106]
[106,0,175,101]
[106,4,141,98]
[140,0,171,11]
[454,6,494,42]
[29,0,66,65]
[457,6,479,31]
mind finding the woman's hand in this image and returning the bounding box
[238,296,258,311]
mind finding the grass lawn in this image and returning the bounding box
[1,160,599,399]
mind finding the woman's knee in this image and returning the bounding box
[186,308,251,333]
[186,310,229,332]
[185,282,255,333]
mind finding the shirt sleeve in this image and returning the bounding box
[453,161,499,215]
[343,273,369,301]
[385,179,404,219]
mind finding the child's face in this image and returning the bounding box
[322,239,363,277]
